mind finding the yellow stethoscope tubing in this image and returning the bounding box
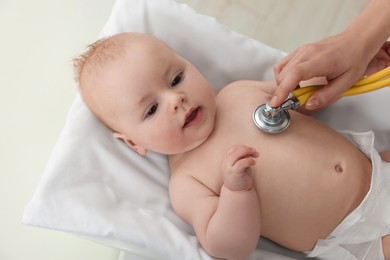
[292,66,390,106]
[354,65,390,86]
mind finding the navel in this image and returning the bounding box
[334,164,343,173]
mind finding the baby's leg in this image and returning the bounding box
[382,235,390,260]
[380,151,390,162]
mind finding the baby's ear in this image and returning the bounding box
[113,132,148,156]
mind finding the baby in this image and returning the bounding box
[74,32,390,260]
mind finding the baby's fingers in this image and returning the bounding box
[223,146,259,191]
[224,145,258,173]
[232,157,257,174]
[226,146,258,165]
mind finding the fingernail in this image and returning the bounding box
[305,97,320,110]
[270,96,278,106]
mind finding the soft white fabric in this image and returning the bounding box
[314,90,390,152]
[307,131,390,260]
[22,0,390,259]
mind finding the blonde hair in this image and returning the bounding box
[72,33,163,132]
[72,35,125,87]
[72,35,129,132]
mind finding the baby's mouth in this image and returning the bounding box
[183,107,200,128]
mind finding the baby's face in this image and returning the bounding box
[91,34,216,155]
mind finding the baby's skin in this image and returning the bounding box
[169,81,372,258]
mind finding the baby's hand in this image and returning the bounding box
[222,145,259,191]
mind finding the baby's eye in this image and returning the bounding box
[146,104,158,117]
[171,73,183,87]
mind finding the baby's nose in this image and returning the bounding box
[170,92,187,111]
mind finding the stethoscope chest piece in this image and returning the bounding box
[253,103,291,134]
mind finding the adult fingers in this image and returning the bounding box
[273,49,298,83]
[304,72,360,110]
[271,57,336,107]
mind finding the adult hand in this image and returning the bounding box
[365,41,390,75]
[271,35,390,110]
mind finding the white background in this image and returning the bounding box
[0,0,368,259]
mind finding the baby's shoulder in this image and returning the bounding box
[215,80,276,108]
[217,80,276,99]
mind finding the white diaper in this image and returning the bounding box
[306,131,390,260]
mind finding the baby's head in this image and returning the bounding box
[74,32,216,155]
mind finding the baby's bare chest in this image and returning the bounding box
[172,83,372,249]
[188,86,354,190]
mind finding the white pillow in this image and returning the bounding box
[22,0,288,259]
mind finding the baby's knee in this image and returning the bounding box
[380,151,390,162]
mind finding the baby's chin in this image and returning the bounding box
[184,138,208,153]
[161,136,208,156]
[163,123,215,155]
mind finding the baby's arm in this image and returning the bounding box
[170,145,261,259]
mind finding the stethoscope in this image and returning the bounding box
[253,66,390,134]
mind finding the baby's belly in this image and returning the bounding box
[249,112,372,251]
